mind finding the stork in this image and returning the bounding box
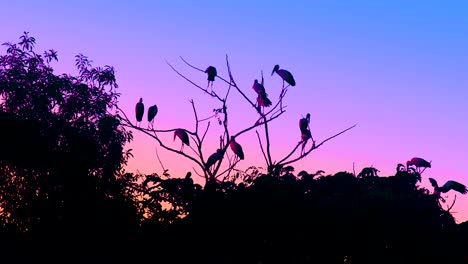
[272,64,295,98]
[252,79,272,113]
[406,157,431,173]
[147,104,158,127]
[135,98,144,127]
[205,149,223,172]
[299,113,311,133]
[229,136,244,161]
[174,129,190,152]
[252,79,266,95]
[429,178,467,202]
[205,66,217,91]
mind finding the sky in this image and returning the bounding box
[1,0,468,222]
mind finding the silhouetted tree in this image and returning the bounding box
[118,57,356,186]
[0,32,138,262]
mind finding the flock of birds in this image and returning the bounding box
[134,65,467,203]
[405,157,467,201]
[133,64,312,173]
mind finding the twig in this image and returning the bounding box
[281,124,357,166]
[180,56,232,86]
[166,59,224,102]
[256,130,269,165]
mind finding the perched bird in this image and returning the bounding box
[147,104,158,124]
[256,94,272,109]
[271,64,296,87]
[205,149,223,171]
[252,79,266,95]
[205,66,217,90]
[299,113,311,133]
[358,167,380,178]
[135,98,144,127]
[406,157,431,173]
[429,178,467,199]
[253,79,272,112]
[229,136,244,160]
[174,129,190,151]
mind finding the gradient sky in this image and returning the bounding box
[2,0,468,222]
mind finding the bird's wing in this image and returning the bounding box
[428,178,438,188]
[442,180,467,194]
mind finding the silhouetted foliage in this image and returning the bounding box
[0,32,138,262]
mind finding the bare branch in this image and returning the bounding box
[447,194,457,212]
[281,124,357,167]
[117,105,205,172]
[165,59,224,102]
[180,56,232,86]
[256,130,269,165]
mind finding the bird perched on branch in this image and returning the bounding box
[206,149,223,171]
[229,136,244,161]
[299,113,311,133]
[272,64,295,99]
[135,98,144,127]
[406,157,431,173]
[429,178,467,202]
[147,104,158,126]
[174,129,190,151]
[253,79,266,95]
[205,66,217,90]
[252,79,272,113]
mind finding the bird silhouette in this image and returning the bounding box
[205,66,217,91]
[429,178,467,196]
[229,136,244,161]
[174,129,190,152]
[252,79,266,95]
[135,98,144,127]
[299,113,311,133]
[406,157,431,173]
[272,64,295,99]
[147,104,158,126]
[253,79,272,113]
[205,149,223,171]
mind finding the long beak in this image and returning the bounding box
[271,69,275,76]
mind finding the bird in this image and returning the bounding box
[252,79,266,95]
[174,129,190,151]
[406,157,431,173]
[299,113,311,133]
[147,104,158,126]
[135,98,144,127]
[256,94,272,110]
[205,149,223,171]
[429,178,467,201]
[253,79,272,113]
[205,66,217,90]
[229,136,244,160]
[271,64,296,92]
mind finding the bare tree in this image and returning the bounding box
[118,55,356,185]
